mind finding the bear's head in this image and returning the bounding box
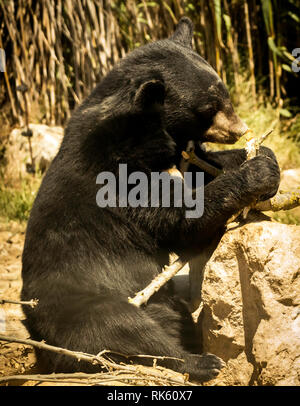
[118,17,248,150]
[71,17,247,160]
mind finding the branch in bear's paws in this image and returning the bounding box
[225,128,300,222]
[181,129,300,221]
[129,131,299,308]
[241,128,274,219]
[181,149,223,177]
[226,128,274,223]
[221,126,300,223]
[245,128,274,159]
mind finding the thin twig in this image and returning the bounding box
[0,298,39,308]
[97,349,184,363]
[0,372,106,384]
[0,372,188,386]
[245,128,274,159]
[0,372,192,386]
[0,334,108,368]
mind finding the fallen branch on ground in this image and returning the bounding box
[0,334,191,386]
[0,372,190,386]
[0,334,105,367]
[0,298,39,308]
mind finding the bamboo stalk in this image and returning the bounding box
[244,0,257,105]
[0,35,18,120]
[223,0,241,94]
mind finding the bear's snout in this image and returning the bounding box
[203,109,248,144]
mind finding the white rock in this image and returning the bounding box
[5,124,63,178]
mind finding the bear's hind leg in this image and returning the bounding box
[31,293,224,382]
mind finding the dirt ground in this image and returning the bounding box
[0,221,38,385]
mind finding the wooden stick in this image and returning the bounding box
[255,189,300,212]
[0,372,186,385]
[0,371,193,386]
[128,258,187,307]
[0,372,108,385]
[245,128,274,159]
[0,334,107,367]
[98,349,184,363]
[0,298,39,308]
[242,128,274,219]
[181,150,223,177]
[226,128,274,223]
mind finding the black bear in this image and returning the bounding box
[21,17,280,381]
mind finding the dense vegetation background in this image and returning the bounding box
[0,0,299,223]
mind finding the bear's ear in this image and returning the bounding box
[134,80,165,110]
[170,17,194,48]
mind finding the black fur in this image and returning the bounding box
[21,18,280,381]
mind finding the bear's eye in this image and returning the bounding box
[196,105,216,120]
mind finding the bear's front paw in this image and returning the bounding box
[241,154,280,202]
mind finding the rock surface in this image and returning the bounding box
[190,218,300,386]
[5,124,63,178]
[280,168,300,191]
